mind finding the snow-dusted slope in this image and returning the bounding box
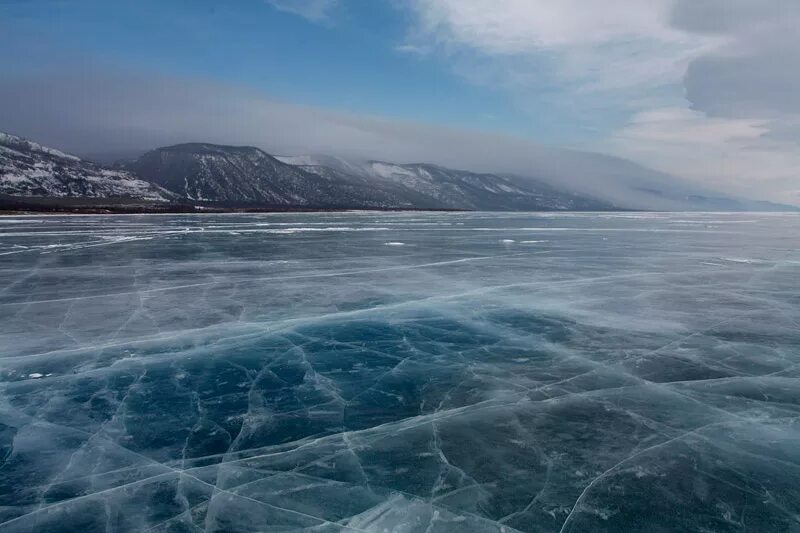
[127,144,417,207]
[10,133,786,212]
[364,161,609,210]
[278,155,614,211]
[2,132,793,211]
[278,154,799,212]
[0,132,172,201]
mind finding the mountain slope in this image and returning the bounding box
[277,155,615,211]
[0,132,172,201]
[125,144,418,208]
[5,133,793,212]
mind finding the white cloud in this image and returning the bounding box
[608,108,800,202]
[617,108,769,145]
[394,44,430,57]
[403,0,799,203]
[411,0,672,50]
[406,0,716,93]
[265,0,337,22]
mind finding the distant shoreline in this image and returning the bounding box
[0,208,472,216]
[4,197,796,217]
[0,206,473,216]
[0,197,473,216]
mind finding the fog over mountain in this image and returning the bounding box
[1,131,618,211]
[1,67,794,211]
[3,128,794,212]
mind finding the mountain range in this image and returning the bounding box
[0,131,795,212]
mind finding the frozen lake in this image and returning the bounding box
[1,211,799,532]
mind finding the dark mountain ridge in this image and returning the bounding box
[2,132,796,212]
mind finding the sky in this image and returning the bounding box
[0,0,798,204]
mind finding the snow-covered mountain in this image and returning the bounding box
[125,143,613,210]
[280,153,799,213]
[3,132,794,212]
[277,155,614,211]
[124,144,420,208]
[0,132,172,201]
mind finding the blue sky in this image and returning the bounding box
[1,1,543,138]
[1,0,798,203]
[0,0,646,146]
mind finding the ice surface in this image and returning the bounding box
[0,211,799,532]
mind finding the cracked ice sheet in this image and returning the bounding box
[0,212,799,532]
